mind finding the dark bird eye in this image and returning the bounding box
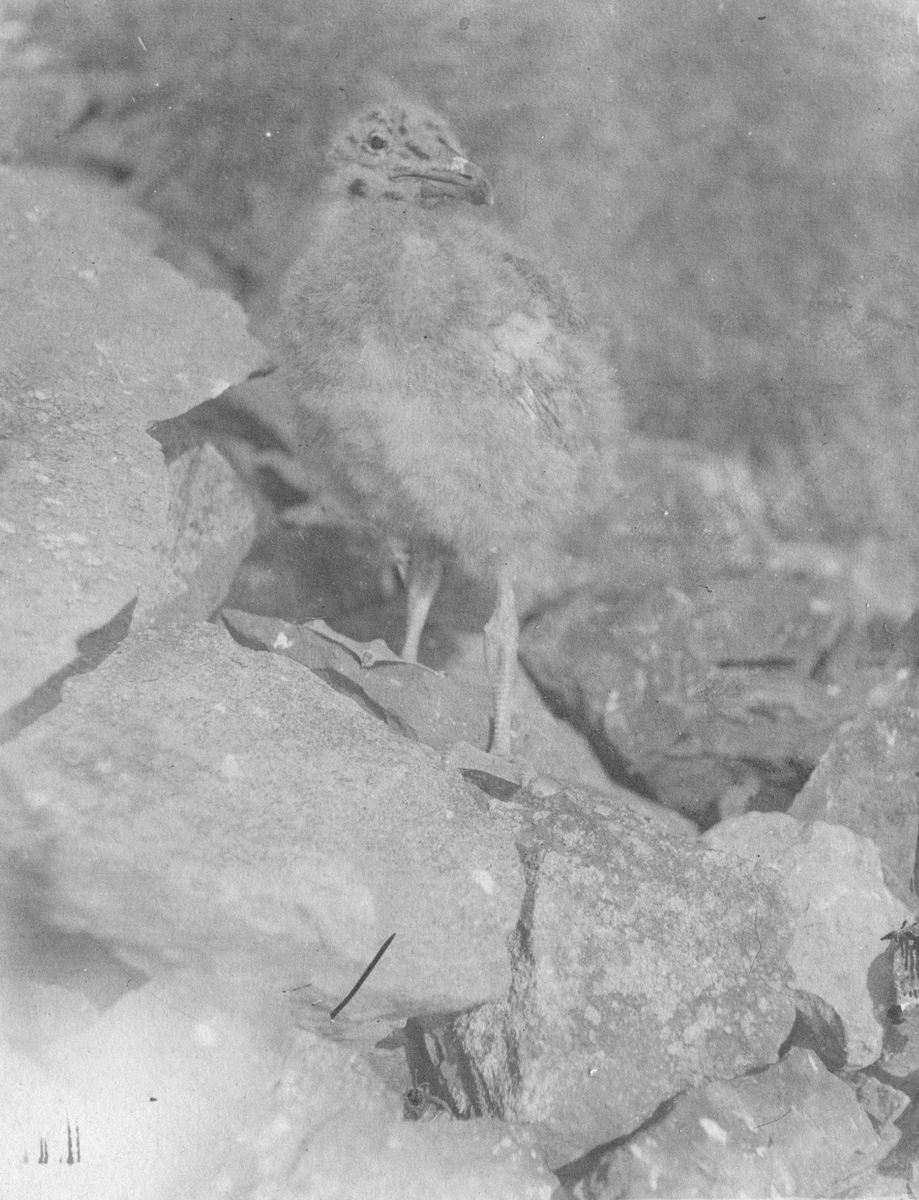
[367,134,388,151]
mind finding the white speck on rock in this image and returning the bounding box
[193,1020,218,1046]
[219,754,244,779]
[471,868,496,894]
[699,1117,729,1143]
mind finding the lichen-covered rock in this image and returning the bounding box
[414,789,795,1164]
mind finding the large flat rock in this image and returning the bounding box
[0,622,523,1015]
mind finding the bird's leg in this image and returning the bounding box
[483,568,518,757]
[399,541,444,664]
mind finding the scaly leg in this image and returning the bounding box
[399,541,445,664]
[483,568,518,757]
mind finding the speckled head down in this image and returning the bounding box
[325,101,493,207]
[883,919,919,1024]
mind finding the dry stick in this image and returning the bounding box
[329,933,396,1020]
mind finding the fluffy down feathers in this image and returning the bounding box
[280,101,620,591]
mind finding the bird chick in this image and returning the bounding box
[278,100,621,756]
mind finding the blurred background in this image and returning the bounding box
[1,0,917,569]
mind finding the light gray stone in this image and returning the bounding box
[419,790,795,1163]
[568,1046,883,1199]
[0,165,261,715]
[704,811,911,1067]
[0,622,523,1014]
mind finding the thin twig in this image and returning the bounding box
[330,933,396,1020]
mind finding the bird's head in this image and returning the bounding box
[326,101,493,208]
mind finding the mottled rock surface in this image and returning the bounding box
[413,789,795,1164]
[0,165,261,717]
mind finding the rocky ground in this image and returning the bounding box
[2,157,919,1199]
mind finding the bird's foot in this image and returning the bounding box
[483,571,519,758]
[303,619,439,672]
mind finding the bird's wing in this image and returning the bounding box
[487,298,597,451]
[490,307,562,431]
[485,249,595,446]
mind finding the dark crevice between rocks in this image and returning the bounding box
[553,1092,684,1194]
[396,994,517,1123]
[390,840,547,1125]
[397,1015,480,1119]
[0,598,137,744]
[148,374,289,466]
[733,756,815,814]
[457,769,521,801]
[495,837,546,1106]
[778,1002,849,1075]
[516,653,658,802]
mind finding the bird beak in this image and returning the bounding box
[390,157,494,206]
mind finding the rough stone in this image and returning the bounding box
[0,164,261,716]
[222,609,622,796]
[704,812,911,1067]
[414,789,795,1164]
[217,1028,556,1200]
[791,670,919,907]
[520,573,860,821]
[2,964,557,1200]
[0,622,523,1014]
[848,1071,910,1131]
[565,1047,883,1199]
